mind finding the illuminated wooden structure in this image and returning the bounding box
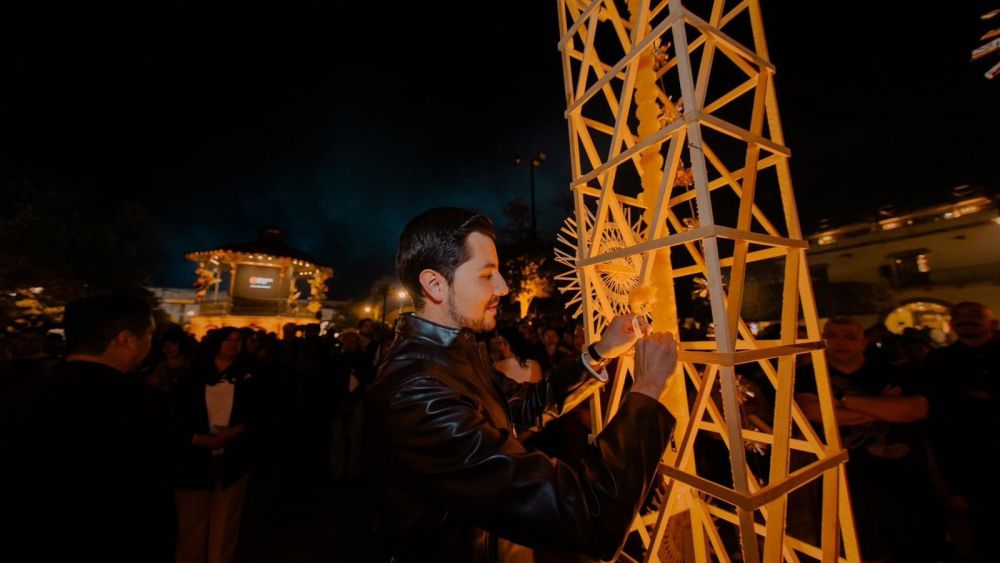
[554,1,860,561]
[185,227,332,339]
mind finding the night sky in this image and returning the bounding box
[2,1,997,299]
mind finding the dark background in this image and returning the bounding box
[2,1,997,299]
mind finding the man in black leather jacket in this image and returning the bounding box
[365,207,678,562]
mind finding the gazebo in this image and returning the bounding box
[185,227,333,339]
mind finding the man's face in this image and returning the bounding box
[359,320,374,338]
[445,232,509,332]
[951,303,994,340]
[823,323,866,364]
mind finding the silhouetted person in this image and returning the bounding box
[2,294,174,563]
[926,302,999,562]
[796,317,941,562]
[172,327,259,563]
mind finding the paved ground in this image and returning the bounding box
[237,469,379,563]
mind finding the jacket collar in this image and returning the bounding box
[396,313,478,349]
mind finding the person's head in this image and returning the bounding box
[63,294,155,373]
[238,328,259,355]
[339,330,361,353]
[543,328,560,346]
[396,207,509,332]
[490,334,511,360]
[201,327,243,361]
[491,329,533,365]
[160,328,191,360]
[358,318,375,338]
[950,302,996,345]
[218,328,243,359]
[518,322,537,342]
[13,328,46,357]
[822,317,866,366]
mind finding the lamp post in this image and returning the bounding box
[514,151,547,239]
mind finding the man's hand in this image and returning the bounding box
[631,332,678,402]
[594,315,649,359]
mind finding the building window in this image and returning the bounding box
[916,254,930,273]
[887,249,931,287]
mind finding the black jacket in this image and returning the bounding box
[364,314,675,562]
[170,358,259,490]
[2,361,176,563]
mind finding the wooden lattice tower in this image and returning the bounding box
[553,1,861,561]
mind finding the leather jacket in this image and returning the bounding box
[364,314,675,562]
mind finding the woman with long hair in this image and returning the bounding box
[171,327,259,563]
[490,329,542,384]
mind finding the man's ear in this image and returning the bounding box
[418,269,447,305]
[112,330,133,350]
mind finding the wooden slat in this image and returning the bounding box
[565,11,683,117]
[698,112,791,157]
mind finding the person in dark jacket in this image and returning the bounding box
[1,294,175,563]
[365,207,678,562]
[171,327,259,563]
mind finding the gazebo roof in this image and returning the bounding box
[186,227,328,271]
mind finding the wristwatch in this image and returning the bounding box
[587,343,605,362]
[581,344,610,382]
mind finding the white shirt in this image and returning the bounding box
[205,380,235,455]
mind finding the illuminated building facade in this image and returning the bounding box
[808,195,1000,334]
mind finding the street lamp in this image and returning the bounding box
[514,151,547,239]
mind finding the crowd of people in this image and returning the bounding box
[0,292,996,562]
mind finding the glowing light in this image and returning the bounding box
[818,234,836,245]
[397,290,408,299]
[917,254,930,273]
[364,306,372,313]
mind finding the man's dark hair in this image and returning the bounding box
[396,207,495,309]
[824,317,864,334]
[63,294,154,355]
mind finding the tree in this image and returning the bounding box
[499,196,531,245]
[497,196,561,319]
[0,176,159,328]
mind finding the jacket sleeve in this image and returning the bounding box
[498,357,592,430]
[383,374,674,560]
